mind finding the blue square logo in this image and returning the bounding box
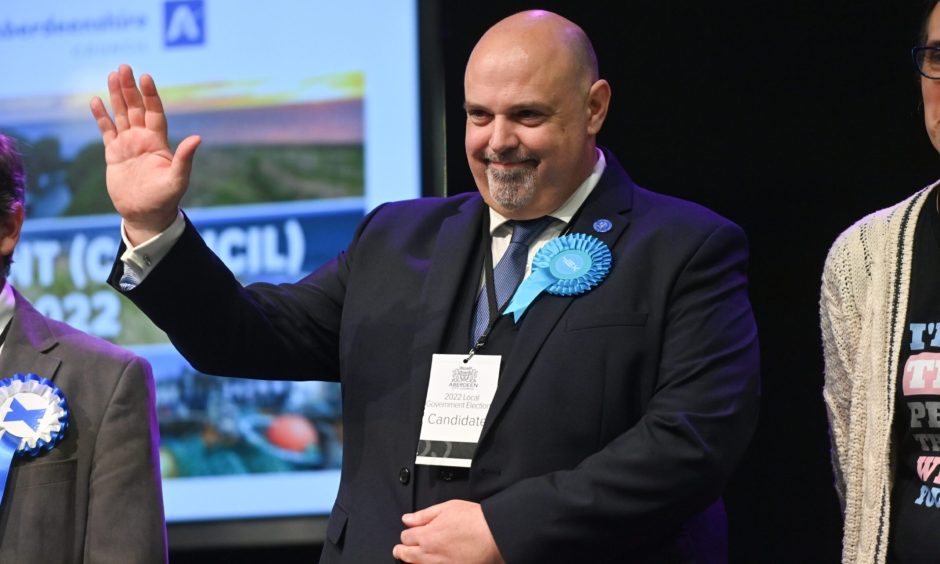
[164,0,205,47]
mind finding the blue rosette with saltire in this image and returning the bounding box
[0,374,69,506]
[504,233,612,322]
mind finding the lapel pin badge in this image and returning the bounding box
[592,219,612,233]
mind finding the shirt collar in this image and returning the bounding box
[488,148,607,234]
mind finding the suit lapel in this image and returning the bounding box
[479,151,636,444]
[0,288,62,381]
[408,197,487,444]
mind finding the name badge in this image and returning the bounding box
[415,354,500,468]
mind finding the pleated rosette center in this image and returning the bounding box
[0,374,68,455]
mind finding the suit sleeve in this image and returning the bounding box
[481,222,760,560]
[107,212,365,381]
[83,356,167,563]
[820,230,864,508]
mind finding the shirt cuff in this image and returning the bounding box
[119,211,186,284]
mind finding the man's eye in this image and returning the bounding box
[928,50,940,65]
[517,111,544,123]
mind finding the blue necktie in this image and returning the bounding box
[470,216,552,346]
[118,265,142,292]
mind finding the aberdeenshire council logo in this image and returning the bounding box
[449,366,479,390]
[164,0,205,47]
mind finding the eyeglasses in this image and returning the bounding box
[913,46,940,79]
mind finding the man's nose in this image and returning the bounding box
[488,116,518,154]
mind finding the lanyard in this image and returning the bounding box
[466,213,503,361]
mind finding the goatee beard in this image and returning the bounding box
[485,162,536,212]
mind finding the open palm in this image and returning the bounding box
[90,64,200,244]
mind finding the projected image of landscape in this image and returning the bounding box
[0,0,419,521]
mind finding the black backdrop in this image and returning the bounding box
[172,2,940,562]
[438,3,936,562]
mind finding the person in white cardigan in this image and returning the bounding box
[822,1,940,562]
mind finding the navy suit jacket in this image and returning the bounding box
[112,150,759,563]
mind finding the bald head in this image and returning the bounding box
[462,10,610,219]
[468,11,599,91]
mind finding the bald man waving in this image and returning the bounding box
[91,10,758,564]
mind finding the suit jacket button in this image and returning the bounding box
[439,469,454,481]
[398,467,411,485]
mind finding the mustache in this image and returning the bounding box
[483,150,537,165]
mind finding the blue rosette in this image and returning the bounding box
[504,233,612,322]
[0,374,69,507]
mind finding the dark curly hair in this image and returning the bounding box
[0,134,26,276]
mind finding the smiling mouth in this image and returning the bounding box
[488,161,529,168]
[484,157,538,169]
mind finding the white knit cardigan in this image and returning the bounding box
[821,183,938,564]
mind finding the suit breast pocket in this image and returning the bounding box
[564,310,648,331]
[8,458,77,489]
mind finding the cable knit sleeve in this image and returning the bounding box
[820,223,868,508]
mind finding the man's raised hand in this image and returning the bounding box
[90,64,200,245]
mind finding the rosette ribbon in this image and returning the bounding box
[0,374,69,507]
[504,233,612,322]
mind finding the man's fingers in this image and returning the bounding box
[102,66,167,137]
[140,73,168,135]
[400,524,420,546]
[89,96,116,145]
[402,504,442,527]
[118,64,146,129]
[107,70,129,132]
[392,543,420,563]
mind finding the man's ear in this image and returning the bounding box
[0,203,25,259]
[586,79,611,136]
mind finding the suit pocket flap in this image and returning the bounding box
[326,502,349,546]
[566,311,648,330]
[10,459,77,489]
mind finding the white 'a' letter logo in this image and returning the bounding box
[167,5,200,42]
